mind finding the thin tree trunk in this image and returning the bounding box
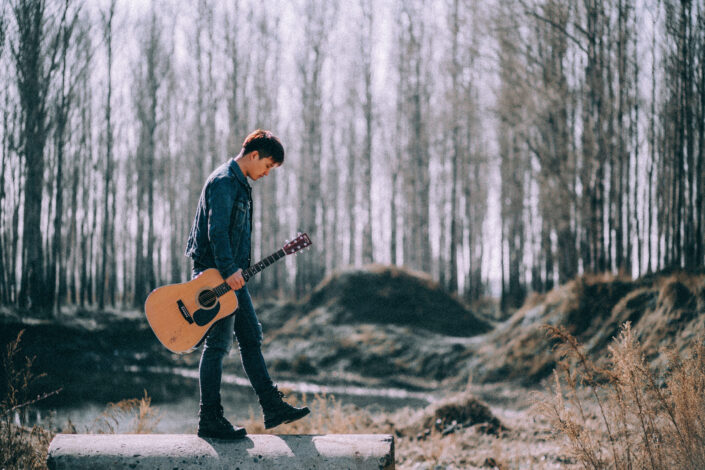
[360,0,373,265]
[99,0,115,308]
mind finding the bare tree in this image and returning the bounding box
[98,0,116,308]
[0,95,16,304]
[0,2,6,59]
[133,9,168,307]
[49,7,83,312]
[225,0,248,157]
[295,0,336,294]
[0,4,11,303]
[359,0,374,264]
[396,0,431,273]
[251,1,282,292]
[11,0,71,313]
[496,0,528,308]
[343,81,359,265]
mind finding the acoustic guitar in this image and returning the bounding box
[144,233,312,353]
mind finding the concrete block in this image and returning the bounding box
[47,433,395,469]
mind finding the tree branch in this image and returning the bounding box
[517,0,589,54]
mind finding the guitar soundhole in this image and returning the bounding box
[198,290,217,308]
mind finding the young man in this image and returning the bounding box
[185,129,309,440]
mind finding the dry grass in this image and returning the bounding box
[0,329,162,469]
[241,392,463,468]
[90,389,161,434]
[237,389,570,469]
[538,322,705,469]
[241,392,381,435]
[0,330,56,470]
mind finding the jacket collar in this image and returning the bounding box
[229,158,251,191]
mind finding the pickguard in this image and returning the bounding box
[193,302,221,326]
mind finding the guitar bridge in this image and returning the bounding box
[176,300,194,324]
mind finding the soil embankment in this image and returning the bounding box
[467,269,705,384]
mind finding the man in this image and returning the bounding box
[185,129,310,440]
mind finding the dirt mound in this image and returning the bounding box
[425,395,506,436]
[258,265,490,386]
[468,270,705,385]
[398,393,506,439]
[300,264,491,337]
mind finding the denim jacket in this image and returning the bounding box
[185,159,252,279]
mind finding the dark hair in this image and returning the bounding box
[241,129,285,164]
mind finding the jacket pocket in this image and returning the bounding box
[232,200,248,230]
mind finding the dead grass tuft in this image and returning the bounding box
[91,390,161,434]
[537,322,705,469]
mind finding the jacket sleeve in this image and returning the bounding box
[206,178,239,279]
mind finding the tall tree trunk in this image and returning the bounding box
[295,0,330,294]
[12,0,68,313]
[99,0,115,308]
[133,11,163,307]
[50,14,80,312]
[360,0,373,265]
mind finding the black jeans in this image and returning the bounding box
[193,264,274,408]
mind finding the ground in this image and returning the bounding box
[4,265,705,468]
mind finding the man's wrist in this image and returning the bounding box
[220,263,239,279]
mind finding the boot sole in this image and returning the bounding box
[264,408,310,429]
[197,429,248,440]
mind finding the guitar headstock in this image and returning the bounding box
[283,233,312,255]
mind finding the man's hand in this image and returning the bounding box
[226,269,245,291]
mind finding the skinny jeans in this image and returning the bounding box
[193,263,274,408]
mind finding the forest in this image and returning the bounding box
[0,0,703,314]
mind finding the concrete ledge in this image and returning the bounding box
[47,433,395,469]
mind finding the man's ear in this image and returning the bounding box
[249,150,259,160]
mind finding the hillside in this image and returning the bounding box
[466,269,705,384]
[261,266,705,388]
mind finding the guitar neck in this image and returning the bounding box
[241,248,287,282]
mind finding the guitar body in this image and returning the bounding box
[144,233,312,354]
[144,269,238,353]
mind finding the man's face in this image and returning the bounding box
[250,155,279,181]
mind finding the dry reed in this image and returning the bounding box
[538,322,705,469]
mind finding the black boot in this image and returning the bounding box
[197,404,247,440]
[259,386,310,429]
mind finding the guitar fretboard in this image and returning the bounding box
[214,248,288,296]
[242,249,286,282]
